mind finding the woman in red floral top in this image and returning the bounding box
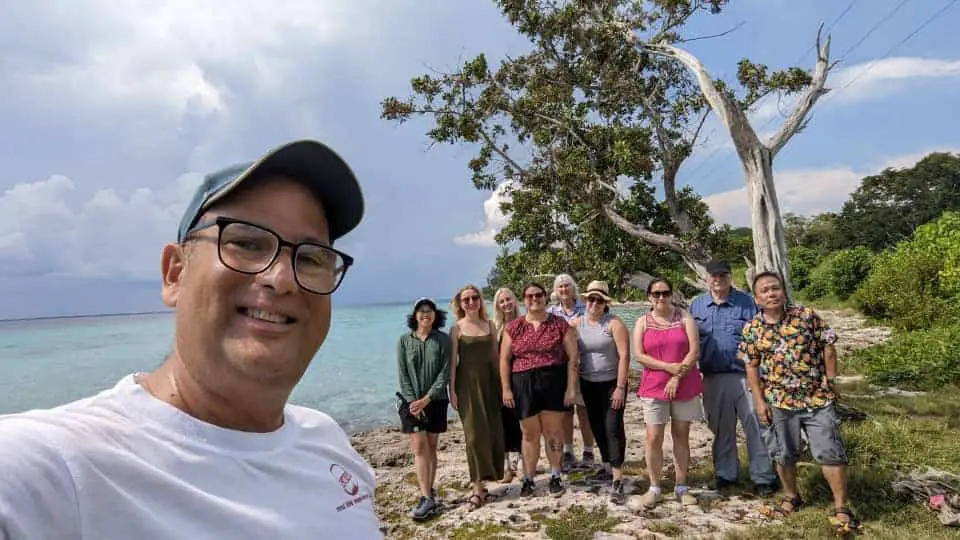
[500,282,578,499]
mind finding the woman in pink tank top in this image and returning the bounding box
[632,278,702,509]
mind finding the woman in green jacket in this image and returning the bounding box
[396,297,451,522]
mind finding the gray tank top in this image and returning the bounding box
[577,314,619,382]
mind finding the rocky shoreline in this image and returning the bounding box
[353,309,890,539]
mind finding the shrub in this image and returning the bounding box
[828,246,875,299]
[853,212,960,330]
[789,245,820,291]
[802,247,873,300]
[847,325,960,391]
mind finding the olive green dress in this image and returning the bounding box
[455,333,505,482]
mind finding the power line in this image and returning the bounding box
[831,0,958,96]
[836,0,910,61]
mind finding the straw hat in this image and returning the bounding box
[581,280,613,302]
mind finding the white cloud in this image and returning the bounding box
[704,146,960,226]
[453,181,514,247]
[0,173,201,280]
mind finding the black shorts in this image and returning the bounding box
[398,398,449,434]
[512,364,570,421]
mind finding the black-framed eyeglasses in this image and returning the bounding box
[184,217,354,295]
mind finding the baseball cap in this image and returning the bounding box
[413,297,438,311]
[705,259,733,274]
[177,139,364,243]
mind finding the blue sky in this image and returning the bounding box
[1,0,958,319]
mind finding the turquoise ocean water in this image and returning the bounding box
[0,302,646,433]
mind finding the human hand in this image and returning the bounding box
[611,388,626,410]
[409,398,428,417]
[450,393,459,411]
[564,387,576,407]
[664,376,680,400]
[503,390,515,408]
[755,399,772,425]
[665,363,682,376]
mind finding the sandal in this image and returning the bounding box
[759,495,803,519]
[829,507,862,535]
[466,493,484,511]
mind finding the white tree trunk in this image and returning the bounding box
[741,145,792,296]
[640,25,833,300]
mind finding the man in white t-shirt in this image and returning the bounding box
[0,140,383,539]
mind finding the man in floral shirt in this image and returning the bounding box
[737,271,860,533]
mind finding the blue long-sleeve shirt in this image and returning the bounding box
[689,288,758,374]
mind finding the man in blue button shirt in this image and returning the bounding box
[689,259,777,496]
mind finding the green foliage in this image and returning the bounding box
[835,152,960,251]
[854,212,960,330]
[803,247,873,300]
[788,245,820,290]
[847,325,960,391]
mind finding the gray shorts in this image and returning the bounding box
[762,403,848,466]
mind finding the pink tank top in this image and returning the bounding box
[637,310,703,400]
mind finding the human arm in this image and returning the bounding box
[0,419,81,539]
[678,310,701,377]
[737,326,772,424]
[563,326,579,406]
[396,337,416,402]
[500,329,515,408]
[423,333,452,403]
[448,325,460,410]
[610,317,631,410]
[813,311,840,396]
[630,316,682,375]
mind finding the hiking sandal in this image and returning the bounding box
[829,506,862,535]
[759,495,804,519]
[466,493,484,511]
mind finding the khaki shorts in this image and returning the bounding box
[640,396,704,425]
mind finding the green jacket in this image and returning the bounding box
[397,330,451,402]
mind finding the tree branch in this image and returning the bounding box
[766,24,832,156]
[602,205,686,251]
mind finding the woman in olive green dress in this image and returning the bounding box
[450,284,505,510]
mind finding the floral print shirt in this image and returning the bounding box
[736,304,838,410]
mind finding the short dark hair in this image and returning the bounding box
[752,271,783,291]
[522,282,548,298]
[406,307,447,331]
[645,277,673,295]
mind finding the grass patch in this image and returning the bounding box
[845,325,960,391]
[448,522,514,540]
[728,384,960,539]
[533,505,620,540]
[647,521,683,537]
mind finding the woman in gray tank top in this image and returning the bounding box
[576,280,631,505]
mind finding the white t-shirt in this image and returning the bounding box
[0,375,383,540]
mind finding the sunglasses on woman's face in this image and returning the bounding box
[650,290,672,299]
[524,291,545,300]
[585,296,606,304]
[461,294,480,304]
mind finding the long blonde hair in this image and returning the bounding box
[451,284,489,321]
[492,287,520,337]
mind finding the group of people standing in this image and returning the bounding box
[395,260,859,533]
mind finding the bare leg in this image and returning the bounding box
[670,421,691,486]
[562,410,574,446]
[519,416,543,478]
[540,411,566,470]
[645,423,666,487]
[821,465,849,509]
[426,433,439,494]
[776,463,800,500]
[410,433,433,497]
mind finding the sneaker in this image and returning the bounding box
[520,478,535,498]
[411,496,438,522]
[711,477,737,491]
[678,491,698,506]
[640,488,663,509]
[610,480,626,505]
[549,475,565,497]
[580,451,596,468]
[587,469,613,485]
[753,482,777,498]
[561,451,576,473]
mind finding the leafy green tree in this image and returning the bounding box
[381,0,823,290]
[836,152,960,251]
